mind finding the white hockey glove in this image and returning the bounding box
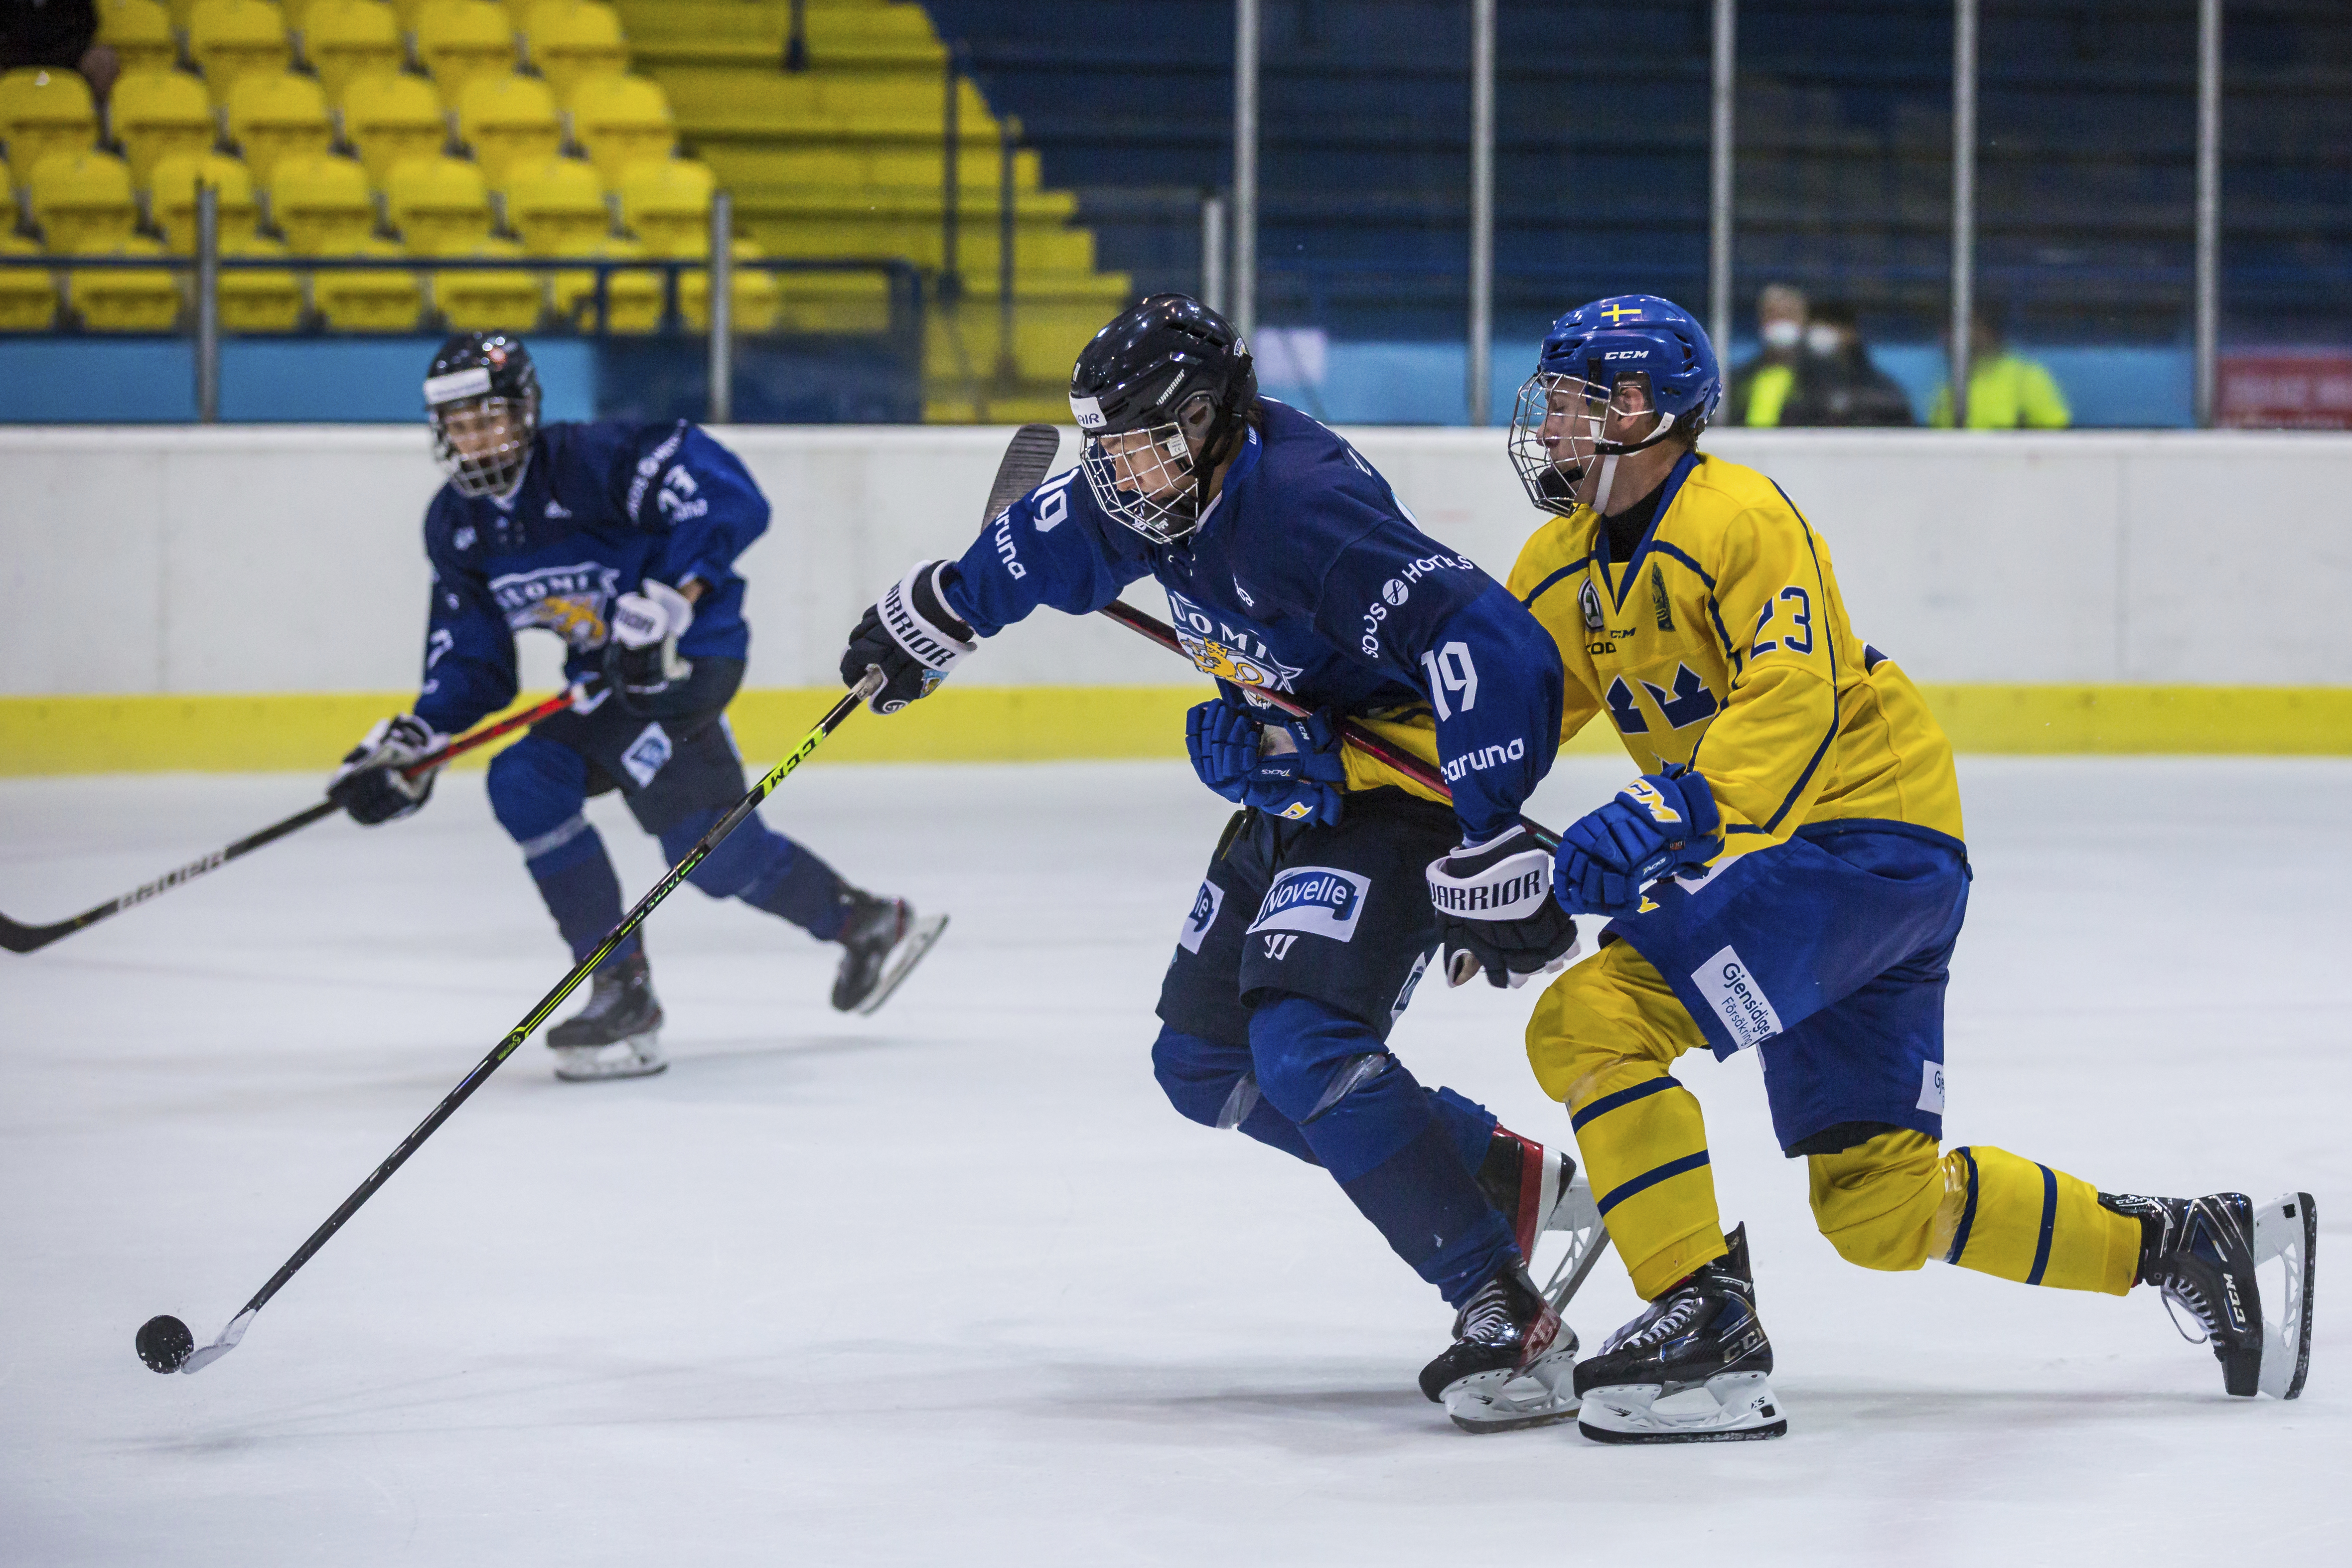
[327,713,446,826]
[840,560,977,714]
[1427,825,1581,989]
[604,578,696,701]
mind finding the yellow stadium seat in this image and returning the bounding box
[567,73,671,186]
[301,0,404,102]
[503,152,605,252]
[1,69,99,179]
[216,231,305,329]
[617,156,712,254]
[69,235,181,330]
[549,235,662,333]
[338,69,446,185]
[97,0,181,77]
[107,68,214,188]
[30,147,139,253]
[0,233,59,329]
[187,0,293,107]
[678,238,780,335]
[225,72,333,183]
[524,0,625,107]
[387,152,489,253]
[432,235,542,330]
[455,73,559,188]
[269,150,373,252]
[308,233,423,330]
[148,149,260,249]
[414,0,517,111]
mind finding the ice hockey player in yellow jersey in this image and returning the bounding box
[1454,294,2316,1442]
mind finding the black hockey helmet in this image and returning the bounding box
[424,331,540,498]
[1069,293,1257,545]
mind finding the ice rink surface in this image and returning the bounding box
[2,755,2345,1565]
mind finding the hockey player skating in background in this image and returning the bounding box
[839,296,1604,1430]
[328,333,942,1082]
[1497,295,2316,1441]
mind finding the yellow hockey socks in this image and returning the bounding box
[1569,1074,1727,1299]
[1934,1145,2139,1295]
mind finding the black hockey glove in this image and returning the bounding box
[1427,825,1580,990]
[603,578,695,705]
[841,560,977,714]
[327,713,445,826]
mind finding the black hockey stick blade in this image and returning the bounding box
[987,424,1062,520]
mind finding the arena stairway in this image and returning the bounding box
[614,0,1132,422]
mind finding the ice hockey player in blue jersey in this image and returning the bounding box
[839,296,1605,1431]
[328,333,944,1082]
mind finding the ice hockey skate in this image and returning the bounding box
[831,890,948,1015]
[545,950,667,1082]
[1477,1126,1610,1312]
[1575,1223,1785,1443]
[1418,1260,1581,1433]
[2102,1189,2316,1399]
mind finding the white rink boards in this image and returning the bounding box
[1,757,2345,1565]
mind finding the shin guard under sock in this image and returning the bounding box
[1570,1073,1726,1299]
[1935,1145,2140,1296]
[525,823,638,972]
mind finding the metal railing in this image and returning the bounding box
[0,188,925,424]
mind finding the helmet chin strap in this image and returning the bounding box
[1590,453,1620,519]
[1586,409,1681,517]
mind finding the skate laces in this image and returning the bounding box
[1460,1284,1518,1346]
[1604,1291,1705,1354]
[2157,1278,2218,1345]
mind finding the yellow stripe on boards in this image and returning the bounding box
[2,685,2350,776]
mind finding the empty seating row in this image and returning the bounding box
[96,0,629,110]
[5,63,676,202]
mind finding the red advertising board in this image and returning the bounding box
[2218,351,2352,429]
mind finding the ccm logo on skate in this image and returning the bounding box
[1176,881,1224,954]
[1693,945,1782,1051]
[1248,865,1370,943]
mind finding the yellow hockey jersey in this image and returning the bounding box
[1504,450,1965,854]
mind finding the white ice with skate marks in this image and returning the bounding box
[0,758,2346,1564]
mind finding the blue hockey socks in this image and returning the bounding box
[1248,994,1519,1305]
[657,808,850,940]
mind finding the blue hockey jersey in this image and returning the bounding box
[943,401,1565,840]
[412,420,769,733]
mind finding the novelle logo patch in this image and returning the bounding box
[620,722,672,788]
[1177,880,1224,954]
[1248,865,1370,943]
[1692,944,1782,1050]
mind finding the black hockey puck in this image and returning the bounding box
[137,1314,195,1374]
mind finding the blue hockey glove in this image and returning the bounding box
[1185,698,1257,804]
[1554,765,1722,917]
[1235,707,1347,826]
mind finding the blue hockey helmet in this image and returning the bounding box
[1508,294,1721,518]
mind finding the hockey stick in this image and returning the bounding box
[135,670,884,1377]
[1092,599,1564,853]
[2,685,587,956]
[135,427,1059,1375]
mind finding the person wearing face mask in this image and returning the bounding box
[1726,284,1807,428]
[1780,300,1915,428]
[1930,306,2071,429]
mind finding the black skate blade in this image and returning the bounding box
[854,913,948,1016]
[2253,1191,2317,1401]
[1578,1416,1788,1445]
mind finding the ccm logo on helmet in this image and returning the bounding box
[1603,350,1651,360]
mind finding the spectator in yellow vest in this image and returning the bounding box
[1727,283,1806,427]
[1930,309,2070,428]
